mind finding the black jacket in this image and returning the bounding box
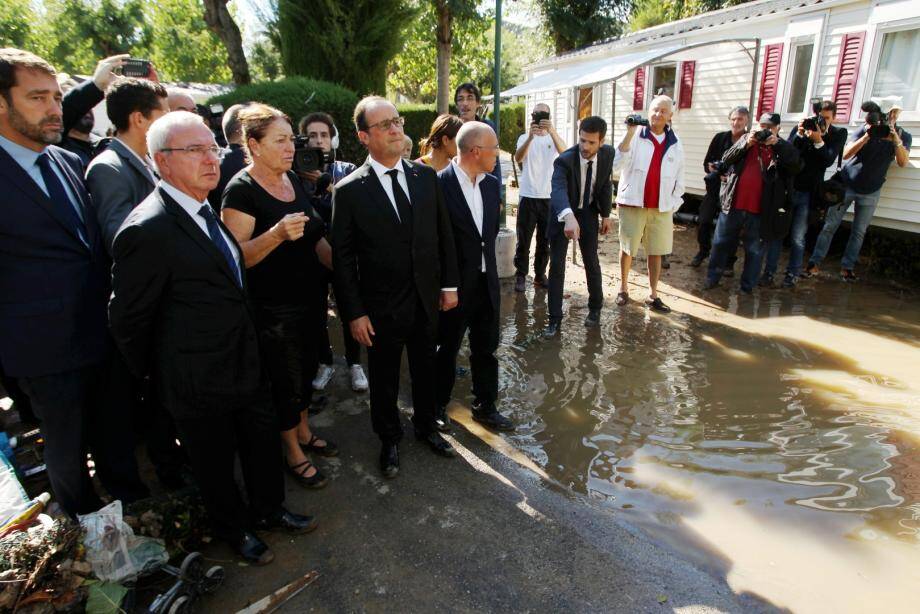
[548,144,614,236]
[787,124,847,192]
[437,163,500,312]
[720,135,801,241]
[703,130,737,173]
[208,143,247,211]
[109,187,263,419]
[330,159,459,325]
[0,144,110,377]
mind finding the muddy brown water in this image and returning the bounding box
[466,224,920,613]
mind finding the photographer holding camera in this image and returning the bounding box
[692,105,749,269]
[512,103,565,292]
[296,112,366,392]
[761,100,847,287]
[806,99,911,281]
[703,113,800,294]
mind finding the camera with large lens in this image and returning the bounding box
[802,98,827,133]
[293,135,334,174]
[531,110,550,124]
[753,128,773,142]
[625,114,650,127]
[862,101,891,139]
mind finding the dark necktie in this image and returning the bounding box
[198,205,242,287]
[36,152,87,243]
[582,160,593,211]
[385,169,412,225]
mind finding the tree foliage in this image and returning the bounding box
[276,0,415,95]
[0,0,36,48]
[539,0,633,55]
[146,0,232,82]
[629,0,751,31]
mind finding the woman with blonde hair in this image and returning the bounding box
[416,114,463,171]
[221,103,336,489]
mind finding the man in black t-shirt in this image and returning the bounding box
[807,103,911,281]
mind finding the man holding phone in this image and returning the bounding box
[512,103,565,292]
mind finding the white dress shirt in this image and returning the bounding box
[366,156,456,292]
[557,151,599,222]
[368,156,411,221]
[451,160,486,272]
[159,181,241,270]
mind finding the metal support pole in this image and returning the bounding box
[494,0,505,227]
[748,39,761,131]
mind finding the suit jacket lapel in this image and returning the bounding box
[160,187,244,293]
[47,147,97,248]
[111,139,157,189]
[443,165,481,238]
[360,162,402,227]
[403,160,424,238]
[0,146,88,248]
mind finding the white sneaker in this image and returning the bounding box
[350,364,368,392]
[312,364,335,390]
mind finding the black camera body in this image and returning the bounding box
[753,128,774,142]
[531,110,550,124]
[862,101,892,139]
[293,136,334,174]
[801,98,827,133]
[625,114,649,127]
[705,160,729,183]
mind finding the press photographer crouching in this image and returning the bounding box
[761,99,847,287]
[703,113,800,294]
[806,99,911,281]
[296,113,367,393]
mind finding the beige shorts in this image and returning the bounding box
[617,206,673,256]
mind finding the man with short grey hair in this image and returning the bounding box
[110,111,318,565]
[166,89,196,113]
[435,121,513,432]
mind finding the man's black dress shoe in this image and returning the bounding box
[690,252,707,267]
[380,444,399,478]
[235,531,274,566]
[434,406,452,433]
[584,309,600,327]
[471,404,515,432]
[415,431,455,457]
[534,274,548,288]
[542,319,561,339]
[514,274,526,292]
[255,509,318,535]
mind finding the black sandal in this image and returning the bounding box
[615,292,629,306]
[299,434,339,458]
[287,459,328,489]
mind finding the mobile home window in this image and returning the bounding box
[785,41,815,114]
[650,64,676,101]
[870,27,920,112]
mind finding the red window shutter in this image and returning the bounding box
[757,43,784,118]
[678,61,696,109]
[832,32,866,122]
[633,67,646,111]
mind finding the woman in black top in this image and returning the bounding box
[221,103,336,489]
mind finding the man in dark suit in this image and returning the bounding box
[544,116,614,338]
[207,102,248,211]
[0,49,147,515]
[109,111,316,565]
[86,77,168,253]
[331,96,460,478]
[435,122,513,432]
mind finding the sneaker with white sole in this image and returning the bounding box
[312,364,335,390]
[350,364,368,392]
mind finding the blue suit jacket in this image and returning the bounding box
[437,163,500,312]
[0,144,110,377]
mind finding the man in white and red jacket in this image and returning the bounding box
[614,95,685,313]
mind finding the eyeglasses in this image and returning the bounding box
[160,144,225,160]
[366,116,405,131]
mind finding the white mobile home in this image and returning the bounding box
[506,0,920,234]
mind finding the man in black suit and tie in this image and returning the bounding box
[109,112,316,565]
[0,49,147,515]
[544,116,615,338]
[331,96,460,478]
[434,122,513,432]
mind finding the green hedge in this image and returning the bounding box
[397,102,526,158]
[207,77,363,164]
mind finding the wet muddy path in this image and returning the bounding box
[470,222,920,613]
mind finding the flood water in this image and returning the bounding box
[475,234,920,613]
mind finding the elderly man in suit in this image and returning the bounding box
[331,96,460,479]
[434,121,513,432]
[0,48,147,515]
[544,116,615,338]
[109,111,316,565]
